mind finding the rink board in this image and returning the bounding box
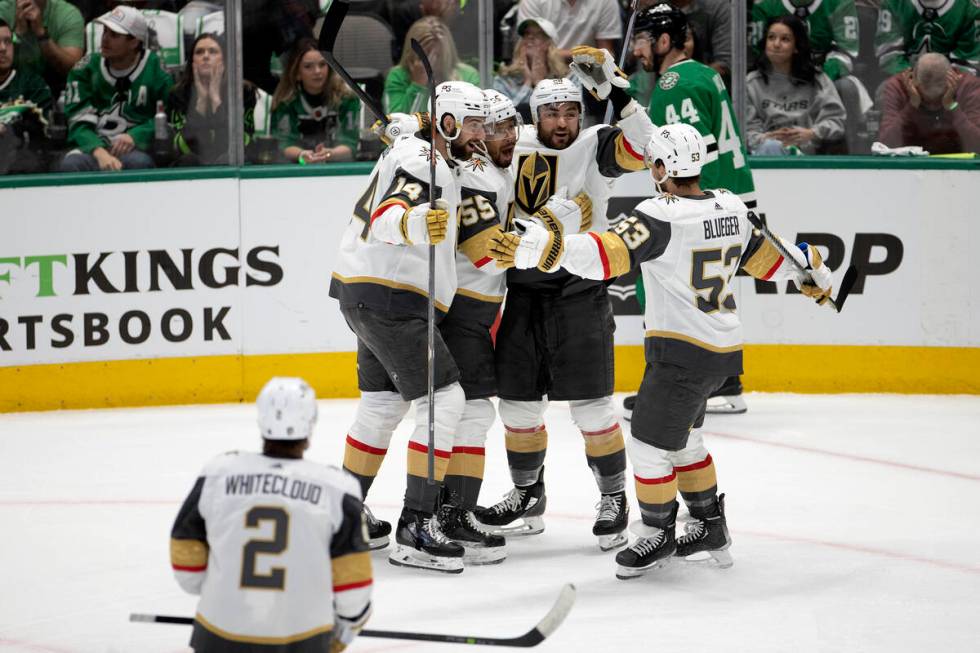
[1,164,977,410]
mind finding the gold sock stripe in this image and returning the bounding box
[582,425,626,458]
[407,447,451,481]
[446,448,486,480]
[343,437,387,479]
[634,472,678,506]
[505,427,548,454]
[675,455,717,494]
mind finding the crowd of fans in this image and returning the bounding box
[0,0,978,175]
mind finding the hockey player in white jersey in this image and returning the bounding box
[489,123,833,579]
[477,54,655,552]
[330,81,492,573]
[170,377,372,652]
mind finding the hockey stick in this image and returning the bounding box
[130,583,576,647]
[746,211,858,313]
[318,0,389,126]
[411,37,438,485]
[603,0,640,124]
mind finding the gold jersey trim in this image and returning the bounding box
[644,330,743,353]
[195,613,333,645]
[330,272,451,313]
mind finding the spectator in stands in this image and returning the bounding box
[59,6,172,171]
[493,17,569,122]
[516,0,622,62]
[0,16,52,173]
[746,15,847,154]
[0,0,83,95]
[167,33,257,166]
[878,52,980,154]
[876,0,980,77]
[242,0,318,94]
[667,0,730,79]
[271,37,358,164]
[383,15,479,113]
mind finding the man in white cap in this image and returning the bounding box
[517,0,622,61]
[58,5,172,171]
[170,377,373,653]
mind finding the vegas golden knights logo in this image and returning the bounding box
[516,153,558,216]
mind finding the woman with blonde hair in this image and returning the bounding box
[271,38,359,164]
[383,16,480,114]
[493,17,571,122]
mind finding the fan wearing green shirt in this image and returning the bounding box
[0,0,83,93]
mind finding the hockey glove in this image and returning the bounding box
[533,188,593,235]
[402,199,449,245]
[489,218,564,272]
[372,112,430,145]
[789,243,833,305]
[330,604,372,653]
[569,46,629,101]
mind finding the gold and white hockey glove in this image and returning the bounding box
[330,604,372,653]
[488,218,564,272]
[372,112,429,145]
[789,243,833,305]
[532,188,593,235]
[569,46,629,100]
[402,199,449,245]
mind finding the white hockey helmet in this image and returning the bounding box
[435,80,491,141]
[644,123,707,181]
[256,377,318,441]
[483,89,522,139]
[529,78,583,125]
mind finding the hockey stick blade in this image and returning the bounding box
[745,211,840,312]
[831,264,859,313]
[129,583,576,647]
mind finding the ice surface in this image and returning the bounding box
[1,393,979,652]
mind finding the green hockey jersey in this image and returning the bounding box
[751,0,860,80]
[0,68,53,110]
[875,0,980,75]
[271,91,359,152]
[64,49,173,154]
[646,59,756,206]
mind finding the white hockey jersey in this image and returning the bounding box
[330,134,462,315]
[560,188,806,375]
[453,153,513,317]
[508,107,652,290]
[170,451,372,648]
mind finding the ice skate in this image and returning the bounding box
[622,394,637,422]
[473,468,546,536]
[615,520,676,579]
[675,494,733,568]
[706,377,747,414]
[388,508,464,574]
[439,502,507,565]
[362,504,390,551]
[593,491,628,551]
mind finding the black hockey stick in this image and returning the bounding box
[746,211,857,313]
[603,0,640,124]
[318,0,389,126]
[411,37,438,485]
[130,583,576,647]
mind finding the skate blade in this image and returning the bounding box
[367,535,389,551]
[462,544,508,566]
[677,547,734,569]
[476,516,544,537]
[615,557,674,580]
[597,531,628,552]
[388,544,464,574]
[706,395,747,414]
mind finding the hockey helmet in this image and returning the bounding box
[644,123,707,181]
[483,89,522,140]
[435,80,492,141]
[529,77,583,125]
[257,377,318,441]
[634,3,688,51]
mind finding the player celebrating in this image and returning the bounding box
[476,57,655,552]
[488,123,833,579]
[330,81,491,573]
[170,377,372,652]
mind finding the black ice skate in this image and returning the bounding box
[675,493,733,568]
[593,491,629,551]
[362,505,390,551]
[706,376,747,414]
[438,501,507,566]
[622,395,637,422]
[615,520,677,580]
[388,508,464,574]
[473,468,546,536]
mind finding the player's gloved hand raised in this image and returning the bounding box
[789,242,833,305]
[372,112,430,145]
[489,218,564,272]
[403,199,449,245]
[569,46,629,100]
[330,604,372,653]
[534,187,593,235]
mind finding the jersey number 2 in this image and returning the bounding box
[241,506,289,590]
